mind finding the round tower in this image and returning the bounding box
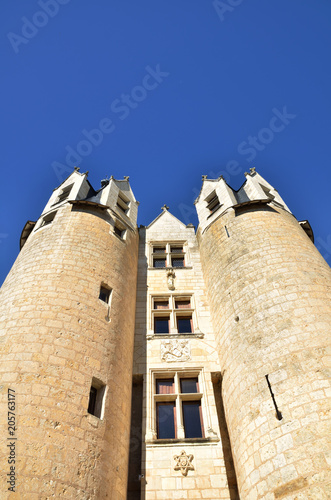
[196,169,331,499]
[0,170,139,499]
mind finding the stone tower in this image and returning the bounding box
[195,168,331,499]
[0,170,139,498]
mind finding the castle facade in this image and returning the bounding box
[0,168,330,499]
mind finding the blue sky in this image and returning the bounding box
[1,0,331,285]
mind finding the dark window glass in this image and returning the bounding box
[88,386,97,415]
[182,402,203,438]
[177,317,192,333]
[153,258,166,268]
[180,378,198,394]
[172,257,184,268]
[156,379,174,394]
[154,317,170,334]
[157,403,176,439]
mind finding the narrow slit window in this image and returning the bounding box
[87,378,106,419]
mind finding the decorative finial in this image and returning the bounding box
[250,167,256,174]
[161,204,169,211]
[202,175,208,180]
[124,176,130,181]
[74,167,80,172]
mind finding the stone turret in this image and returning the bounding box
[0,169,139,499]
[195,168,331,498]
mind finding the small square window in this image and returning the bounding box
[99,286,111,304]
[87,378,106,419]
[177,316,193,334]
[175,299,191,309]
[154,316,170,334]
[114,223,126,239]
[154,299,169,310]
[156,378,175,394]
[153,246,166,254]
[171,246,183,253]
[180,378,199,393]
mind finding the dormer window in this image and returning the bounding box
[53,183,74,205]
[206,191,221,214]
[116,192,130,215]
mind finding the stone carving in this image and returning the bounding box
[161,339,191,362]
[174,450,194,476]
[167,269,175,290]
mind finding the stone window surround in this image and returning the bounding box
[116,190,130,216]
[148,293,201,337]
[148,241,191,269]
[34,210,58,232]
[145,367,219,444]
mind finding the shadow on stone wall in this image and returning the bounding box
[212,372,240,500]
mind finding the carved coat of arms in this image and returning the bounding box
[161,339,191,362]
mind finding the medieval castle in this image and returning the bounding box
[0,167,330,499]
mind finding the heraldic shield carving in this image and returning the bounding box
[161,339,191,362]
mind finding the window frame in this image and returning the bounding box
[151,294,195,335]
[150,242,188,269]
[152,371,205,441]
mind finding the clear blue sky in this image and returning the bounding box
[1,0,331,285]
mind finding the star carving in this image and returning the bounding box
[173,450,194,476]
